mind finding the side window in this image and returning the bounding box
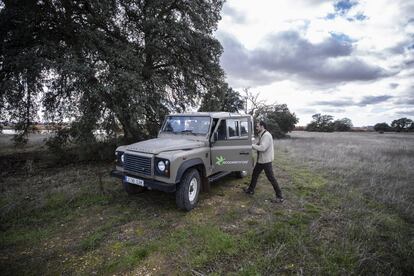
[240,119,249,137]
[217,120,227,140]
[227,119,239,138]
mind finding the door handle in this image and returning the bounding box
[240,152,250,155]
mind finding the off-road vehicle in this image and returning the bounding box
[111,112,254,211]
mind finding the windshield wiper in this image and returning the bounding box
[179,130,197,135]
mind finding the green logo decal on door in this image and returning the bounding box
[215,156,226,166]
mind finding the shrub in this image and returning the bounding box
[391,118,413,132]
[255,104,298,138]
[333,118,352,131]
[306,114,335,132]
[374,122,392,132]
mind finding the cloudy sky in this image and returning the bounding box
[215,0,414,126]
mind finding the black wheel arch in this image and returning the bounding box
[175,158,206,184]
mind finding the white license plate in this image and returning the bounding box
[125,176,144,186]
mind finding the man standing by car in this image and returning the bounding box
[243,121,284,203]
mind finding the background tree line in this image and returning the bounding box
[305,113,353,132]
[374,118,414,133]
[304,113,414,133]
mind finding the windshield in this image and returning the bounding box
[161,116,211,135]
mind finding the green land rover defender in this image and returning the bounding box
[111,112,254,211]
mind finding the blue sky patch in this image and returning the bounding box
[325,13,336,20]
[334,0,358,15]
[330,32,354,44]
[354,13,367,21]
[347,13,368,22]
[326,1,365,21]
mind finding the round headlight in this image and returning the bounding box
[121,153,125,163]
[157,160,166,172]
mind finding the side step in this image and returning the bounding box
[208,171,232,183]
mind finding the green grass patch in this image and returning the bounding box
[304,203,323,214]
[2,192,113,227]
[238,214,360,275]
[79,214,136,252]
[104,244,156,273]
[164,224,238,268]
[222,208,243,222]
[80,231,106,251]
[1,191,121,251]
[0,227,52,247]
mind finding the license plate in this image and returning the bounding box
[125,176,144,187]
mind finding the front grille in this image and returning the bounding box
[124,154,152,176]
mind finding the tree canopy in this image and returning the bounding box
[0,0,226,143]
[306,114,335,132]
[245,89,298,138]
[305,114,353,132]
[198,83,244,113]
[374,122,392,132]
[373,118,413,133]
[333,117,352,132]
[391,117,413,132]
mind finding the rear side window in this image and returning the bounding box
[225,118,249,139]
[240,119,249,137]
[227,119,239,137]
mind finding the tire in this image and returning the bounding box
[123,181,147,195]
[235,170,248,178]
[175,169,201,211]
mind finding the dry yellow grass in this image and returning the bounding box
[277,131,414,221]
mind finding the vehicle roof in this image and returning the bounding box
[167,112,251,119]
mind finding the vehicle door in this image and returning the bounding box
[210,117,253,174]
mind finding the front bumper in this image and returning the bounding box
[110,170,176,193]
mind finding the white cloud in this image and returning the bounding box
[216,0,414,126]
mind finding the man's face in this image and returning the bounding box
[256,123,263,133]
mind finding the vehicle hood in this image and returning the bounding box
[125,137,205,154]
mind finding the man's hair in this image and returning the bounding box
[258,120,267,130]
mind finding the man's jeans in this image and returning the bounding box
[248,162,282,198]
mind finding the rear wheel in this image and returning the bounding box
[235,170,248,178]
[123,181,146,194]
[175,169,201,211]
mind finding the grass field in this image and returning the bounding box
[0,131,413,275]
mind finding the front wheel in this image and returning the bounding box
[175,169,201,211]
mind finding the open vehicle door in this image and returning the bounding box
[210,117,253,174]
